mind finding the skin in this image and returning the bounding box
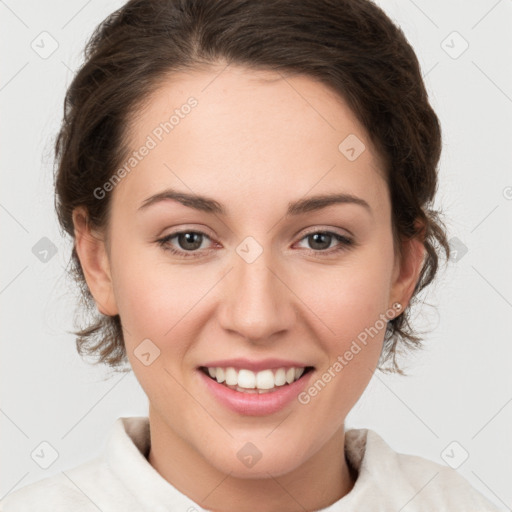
[73,63,425,511]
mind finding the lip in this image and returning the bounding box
[197,366,315,416]
[199,358,309,372]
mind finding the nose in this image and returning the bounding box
[217,245,296,344]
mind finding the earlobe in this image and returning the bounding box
[72,206,118,317]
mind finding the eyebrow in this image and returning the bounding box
[138,188,372,217]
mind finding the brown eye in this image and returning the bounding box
[156,231,213,259]
[296,231,354,255]
[174,232,204,251]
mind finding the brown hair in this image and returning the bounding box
[54,0,450,375]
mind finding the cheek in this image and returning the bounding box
[296,244,394,396]
[110,246,215,367]
[304,250,393,339]
[292,261,393,433]
[108,239,186,340]
[111,224,394,352]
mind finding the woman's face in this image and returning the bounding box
[76,64,421,482]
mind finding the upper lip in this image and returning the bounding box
[200,358,313,372]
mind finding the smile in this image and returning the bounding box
[200,366,314,393]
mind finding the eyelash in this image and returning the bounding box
[155,229,355,259]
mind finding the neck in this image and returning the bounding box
[147,408,356,512]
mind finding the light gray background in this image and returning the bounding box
[1,0,511,509]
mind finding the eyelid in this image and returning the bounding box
[297,225,353,239]
[156,225,355,259]
[158,224,351,245]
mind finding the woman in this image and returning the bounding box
[1,0,500,510]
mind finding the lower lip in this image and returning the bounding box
[197,368,314,416]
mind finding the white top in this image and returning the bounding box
[1,416,500,511]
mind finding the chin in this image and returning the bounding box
[204,441,307,479]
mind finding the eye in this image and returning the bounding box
[156,229,355,259]
[156,231,214,258]
[295,230,354,256]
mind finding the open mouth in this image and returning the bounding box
[199,365,315,394]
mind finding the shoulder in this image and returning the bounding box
[0,457,128,512]
[0,417,150,512]
[344,428,500,511]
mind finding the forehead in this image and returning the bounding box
[113,64,388,217]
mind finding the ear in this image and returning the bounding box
[72,206,119,316]
[390,221,426,311]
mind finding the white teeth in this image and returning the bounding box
[207,366,308,391]
[238,369,256,389]
[256,369,275,390]
[274,368,286,386]
[225,367,238,386]
[216,367,225,383]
